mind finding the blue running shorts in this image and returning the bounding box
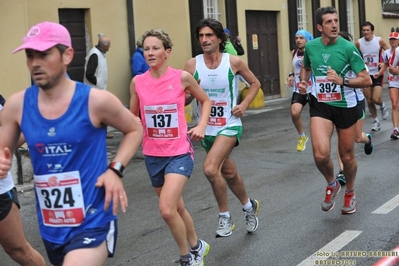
[42,220,117,266]
[145,152,194,188]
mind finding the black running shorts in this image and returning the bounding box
[370,75,383,87]
[0,187,20,221]
[291,92,309,106]
[309,95,358,129]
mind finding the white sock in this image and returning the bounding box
[219,211,230,217]
[242,199,252,211]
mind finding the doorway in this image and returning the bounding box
[246,11,281,98]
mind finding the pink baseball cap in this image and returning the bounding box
[389,32,399,40]
[13,21,71,54]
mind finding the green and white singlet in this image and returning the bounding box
[194,53,241,136]
[303,37,366,108]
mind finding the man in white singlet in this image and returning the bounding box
[356,21,390,131]
[287,30,314,152]
[184,18,261,238]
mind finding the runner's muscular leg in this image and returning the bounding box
[371,85,383,106]
[203,135,236,212]
[389,88,399,128]
[363,87,377,118]
[0,203,45,266]
[336,124,357,191]
[156,174,190,255]
[221,156,249,205]
[355,119,368,144]
[176,195,198,248]
[310,116,335,183]
[291,102,304,134]
[63,241,108,266]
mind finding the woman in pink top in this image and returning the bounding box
[129,29,211,266]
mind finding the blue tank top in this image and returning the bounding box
[20,83,115,244]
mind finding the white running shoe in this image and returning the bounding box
[215,215,235,237]
[191,239,210,266]
[381,106,389,120]
[371,121,380,131]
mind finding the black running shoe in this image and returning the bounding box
[364,133,373,155]
[336,170,346,186]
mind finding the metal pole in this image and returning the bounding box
[126,0,136,59]
[16,149,23,185]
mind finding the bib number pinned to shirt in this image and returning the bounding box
[208,101,227,126]
[316,76,342,102]
[144,104,179,139]
[35,171,85,227]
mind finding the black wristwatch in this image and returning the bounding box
[343,77,350,86]
[108,162,125,178]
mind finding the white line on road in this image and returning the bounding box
[297,230,362,266]
[372,194,399,214]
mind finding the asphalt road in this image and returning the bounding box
[2,92,399,266]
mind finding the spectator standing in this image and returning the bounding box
[131,37,149,77]
[84,35,114,138]
[224,28,244,56]
[84,35,111,90]
[223,28,237,56]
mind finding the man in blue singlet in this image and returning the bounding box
[0,21,143,266]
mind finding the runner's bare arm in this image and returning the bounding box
[355,41,360,51]
[380,38,389,51]
[231,56,260,115]
[0,91,24,178]
[183,58,197,105]
[298,67,312,94]
[375,62,388,78]
[287,50,295,87]
[90,89,143,214]
[129,77,141,120]
[350,69,372,88]
[182,71,211,140]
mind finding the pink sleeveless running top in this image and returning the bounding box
[135,67,192,156]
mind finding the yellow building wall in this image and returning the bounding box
[0,1,30,99]
[320,0,333,8]
[1,0,132,104]
[2,0,396,104]
[364,0,398,44]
